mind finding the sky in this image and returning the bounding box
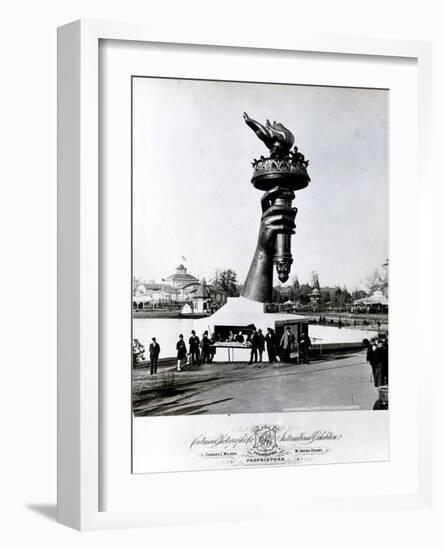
[132,77,388,290]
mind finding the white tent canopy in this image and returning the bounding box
[194,296,308,336]
[354,290,388,306]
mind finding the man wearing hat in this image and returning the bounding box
[149,337,160,375]
[372,340,385,387]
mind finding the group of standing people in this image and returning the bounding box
[134,325,313,375]
[176,330,216,371]
[246,328,266,364]
[277,326,312,364]
[364,335,389,388]
[177,326,312,371]
[247,327,278,364]
[246,326,311,365]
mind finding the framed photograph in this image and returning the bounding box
[57,20,433,530]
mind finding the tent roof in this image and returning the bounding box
[354,290,388,306]
[194,297,308,334]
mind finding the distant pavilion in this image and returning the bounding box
[133,265,227,310]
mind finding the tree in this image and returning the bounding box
[291,275,300,301]
[310,271,320,290]
[330,286,344,307]
[329,286,352,307]
[342,286,352,304]
[321,289,331,303]
[352,289,367,301]
[272,286,282,303]
[364,269,383,294]
[298,284,312,304]
[212,269,239,297]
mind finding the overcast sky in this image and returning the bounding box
[133,77,388,290]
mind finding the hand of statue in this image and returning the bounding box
[256,187,297,254]
[242,187,297,302]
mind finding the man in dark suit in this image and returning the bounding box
[248,329,260,365]
[189,330,201,366]
[257,328,266,362]
[265,327,277,363]
[201,331,212,363]
[149,337,160,375]
[380,335,389,385]
[299,332,312,364]
[371,340,384,387]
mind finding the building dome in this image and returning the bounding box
[165,264,199,288]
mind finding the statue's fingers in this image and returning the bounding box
[263,213,295,225]
[262,204,297,219]
[260,187,282,212]
[264,214,296,227]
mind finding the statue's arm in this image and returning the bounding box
[241,189,296,302]
[241,247,275,303]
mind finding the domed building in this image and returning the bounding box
[132,265,228,312]
[164,264,199,289]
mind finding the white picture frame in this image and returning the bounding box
[57,19,433,530]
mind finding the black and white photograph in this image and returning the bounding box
[131,76,389,471]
